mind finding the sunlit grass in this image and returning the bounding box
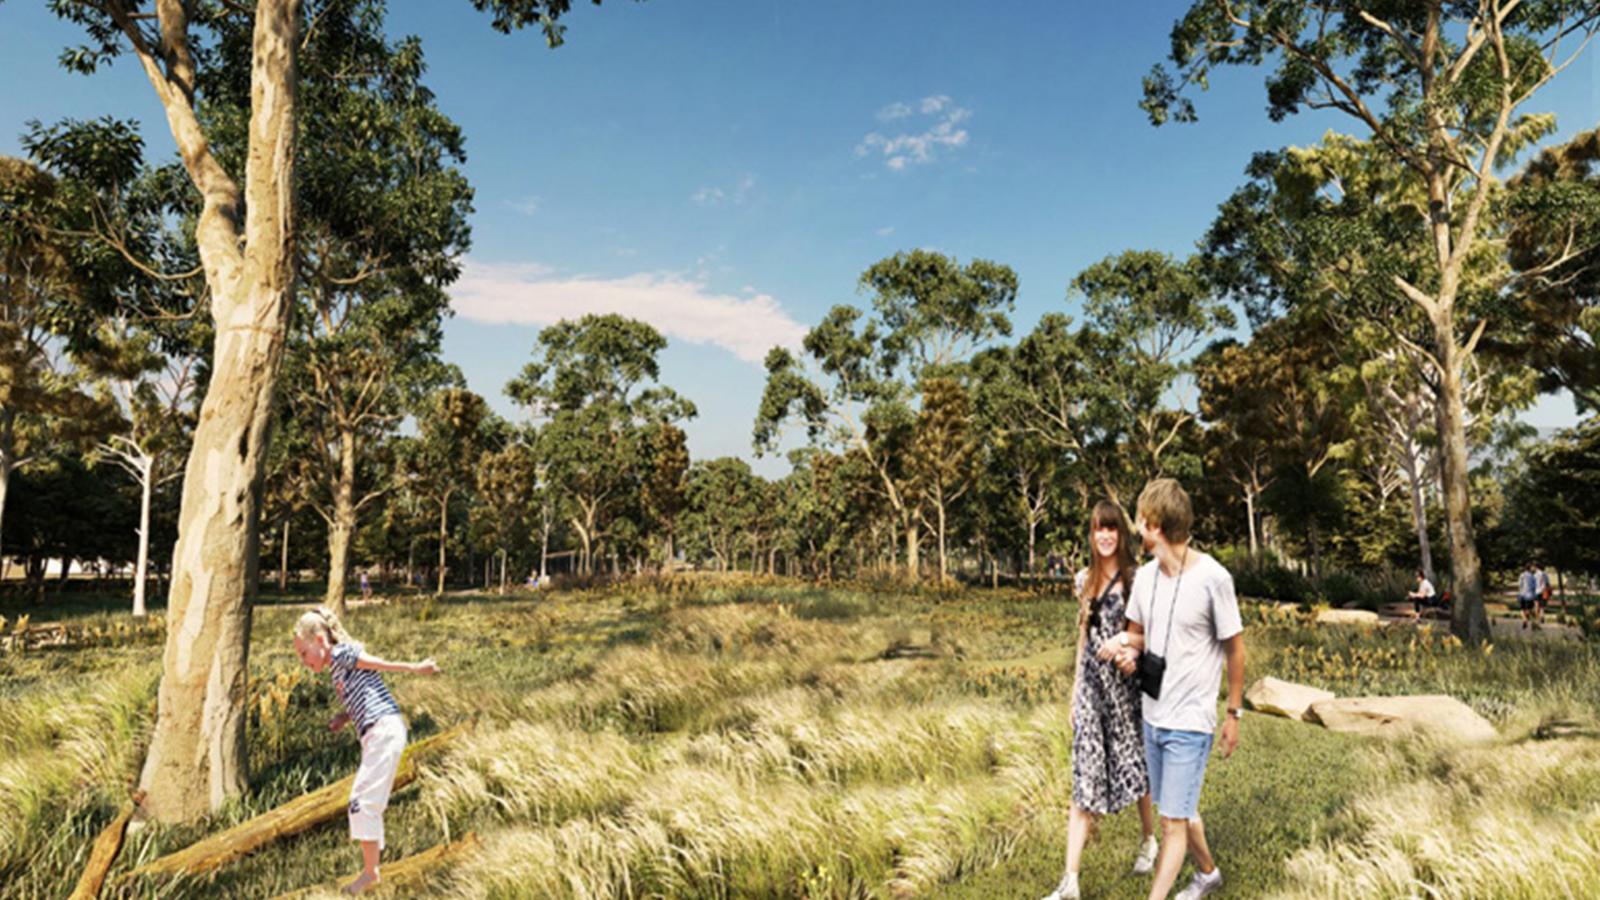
[1,577,1597,898]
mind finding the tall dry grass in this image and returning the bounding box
[1275,734,1600,899]
[0,663,157,881]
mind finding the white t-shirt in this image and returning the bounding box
[1125,552,1242,734]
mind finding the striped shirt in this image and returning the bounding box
[330,641,403,735]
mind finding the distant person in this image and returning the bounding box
[1518,561,1540,630]
[293,606,440,895]
[1041,501,1157,900]
[1407,570,1436,619]
[359,570,372,601]
[1534,562,1552,625]
[1110,479,1244,900]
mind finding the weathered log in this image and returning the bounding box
[68,790,146,900]
[269,832,482,899]
[120,723,466,884]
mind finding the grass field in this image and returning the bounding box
[2,577,1598,898]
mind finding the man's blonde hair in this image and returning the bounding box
[1136,478,1193,544]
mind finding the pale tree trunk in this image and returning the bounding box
[435,490,451,596]
[0,457,15,581]
[133,455,155,617]
[0,405,21,569]
[323,431,357,615]
[935,504,949,583]
[1403,455,1436,584]
[904,515,920,580]
[278,518,291,591]
[539,520,550,580]
[137,0,301,823]
[498,548,507,594]
[571,519,593,575]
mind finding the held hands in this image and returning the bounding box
[413,658,441,676]
[1113,646,1139,675]
[328,711,351,732]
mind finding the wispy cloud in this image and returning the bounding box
[856,94,971,171]
[692,173,757,207]
[507,195,541,216]
[876,101,913,121]
[875,226,896,237]
[450,259,806,365]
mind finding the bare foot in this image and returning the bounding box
[343,871,380,895]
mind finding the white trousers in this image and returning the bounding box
[348,714,406,847]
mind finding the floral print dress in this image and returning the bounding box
[1070,571,1149,814]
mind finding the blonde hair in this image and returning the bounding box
[1136,478,1193,544]
[294,606,353,645]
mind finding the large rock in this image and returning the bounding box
[1316,609,1381,626]
[1245,677,1336,722]
[1306,696,1497,744]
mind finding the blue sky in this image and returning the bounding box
[2,2,1595,475]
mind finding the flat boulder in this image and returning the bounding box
[1245,677,1336,722]
[1315,609,1381,626]
[1306,696,1497,744]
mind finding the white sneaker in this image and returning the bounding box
[1132,835,1159,874]
[1041,871,1080,900]
[1174,867,1223,900]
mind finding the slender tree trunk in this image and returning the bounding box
[436,492,450,596]
[133,456,155,617]
[539,521,550,580]
[0,458,12,571]
[324,430,358,615]
[936,503,949,583]
[278,518,290,592]
[137,0,301,824]
[1404,460,1436,584]
[1436,335,1488,642]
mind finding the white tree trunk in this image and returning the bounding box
[133,455,155,618]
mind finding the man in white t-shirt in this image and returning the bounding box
[1108,478,1245,900]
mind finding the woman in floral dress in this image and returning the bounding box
[1043,501,1157,900]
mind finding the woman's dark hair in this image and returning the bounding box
[1078,501,1138,632]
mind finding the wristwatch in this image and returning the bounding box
[1226,707,1242,720]
[1117,633,1131,648]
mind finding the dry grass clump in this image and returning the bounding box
[419,721,647,826]
[520,645,798,733]
[1274,734,1600,899]
[675,689,1013,787]
[0,664,157,876]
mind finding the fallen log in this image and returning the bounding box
[269,832,482,899]
[119,723,467,884]
[68,790,146,900]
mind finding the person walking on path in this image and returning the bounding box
[1518,562,1541,630]
[1042,501,1157,900]
[1534,563,1551,626]
[1109,479,1245,900]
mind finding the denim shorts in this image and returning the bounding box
[1143,722,1213,820]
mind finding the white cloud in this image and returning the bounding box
[507,195,541,216]
[856,95,971,171]
[877,101,913,121]
[692,173,757,207]
[450,259,806,365]
[876,226,896,236]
